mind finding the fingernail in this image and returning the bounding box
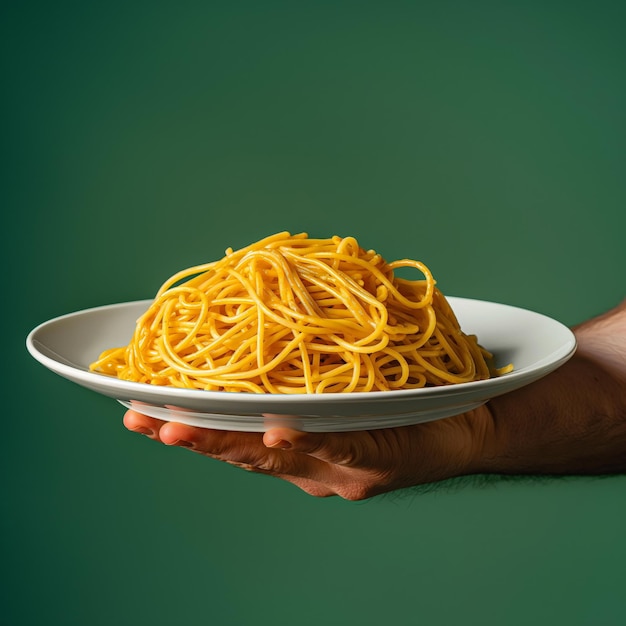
[266,439,292,450]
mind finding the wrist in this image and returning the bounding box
[473,352,626,477]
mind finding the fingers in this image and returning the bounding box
[185,425,339,495]
[159,422,328,477]
[124,409,368,469]
[123,410,165,439]
[123,411,334,482]
[263,426,379,467]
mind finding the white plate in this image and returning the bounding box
[26,298,576,432]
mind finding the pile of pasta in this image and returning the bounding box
[90,232,511,393]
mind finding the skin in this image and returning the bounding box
[124,298,626,501]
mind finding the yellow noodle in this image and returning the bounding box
[89,232,513,393]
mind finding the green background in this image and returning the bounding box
[4,1,625,624]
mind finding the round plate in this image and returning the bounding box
[26,298,576,432]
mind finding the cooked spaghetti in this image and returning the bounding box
[90,232,512,393]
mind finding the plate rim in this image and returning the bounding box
[26,297,577,426]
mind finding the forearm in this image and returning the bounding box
[478,299,626,476]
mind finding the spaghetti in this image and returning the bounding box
[90,232,512,393]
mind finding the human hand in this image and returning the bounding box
[122,299,626,498]
[123,406,494,500]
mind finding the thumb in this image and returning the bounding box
[263,426,371,467]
